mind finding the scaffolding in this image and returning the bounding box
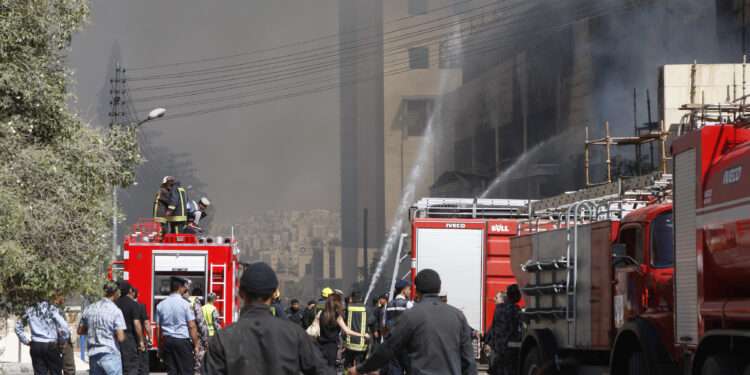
[584,121,670,187]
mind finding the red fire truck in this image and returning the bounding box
[408,198,528,336]
[509,121,750,374]
[111,220,240,367]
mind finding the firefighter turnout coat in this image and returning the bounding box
[344,303,368,352]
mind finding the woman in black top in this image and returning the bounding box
[485,284,522,375]
[318,293,368,371]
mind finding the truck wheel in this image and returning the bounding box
[701,354,739,375]
[522,347,543,375]
[627,351,645,375]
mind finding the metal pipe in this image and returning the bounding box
[388,234,408,304]
[585,126,590,186]
[647,89,655,171]
[605,122,612,183]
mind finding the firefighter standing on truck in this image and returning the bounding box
[153,176,175,234]
[167,181,188,234]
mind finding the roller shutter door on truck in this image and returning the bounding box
[415,226,484,331]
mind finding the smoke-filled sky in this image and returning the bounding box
[69,0,341,229]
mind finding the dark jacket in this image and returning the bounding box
[204,305,325,375]
[301,307,316,329]
[166,183,187,223]
[485,302,521,353]
[357,295,477,375]
[152,186,172,223]
[385,295,410,330]
[286,308,304,327]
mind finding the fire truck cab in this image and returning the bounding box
[111,220,240,368]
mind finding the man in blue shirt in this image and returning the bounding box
[15,294,71,375]
[156,276,199,375]
[78,281,127,375]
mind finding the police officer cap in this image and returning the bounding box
[395,279,411,292]
[415,269,441,294]
[162,176,175,184]
[170,276,190,286]
[240,262,278,295]
[199,197,211,206]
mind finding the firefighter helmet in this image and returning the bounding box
[321,287,333,298]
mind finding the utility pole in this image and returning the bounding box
[743,0,747,57]
[109,63,126,258]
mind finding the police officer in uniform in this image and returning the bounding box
[384,280,413,374]
[204,262,326,374]
[349,269,477,375]
[155,276,200,375]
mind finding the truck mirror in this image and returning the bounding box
[612,243,627,258]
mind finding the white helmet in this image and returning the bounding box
[199,197,211,206]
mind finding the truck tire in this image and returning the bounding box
[701,354,740,375]
[522,347,544,375]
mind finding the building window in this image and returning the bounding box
[408,0,428,15]
[439,40,461,69]
[403,98,433,136]
[408,47,429,69]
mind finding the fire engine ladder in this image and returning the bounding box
[209,264,227,324]
[411,198,529,219]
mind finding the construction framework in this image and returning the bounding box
[584,121,670,187]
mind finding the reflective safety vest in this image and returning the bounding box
[202,303,218,336]
[152,190,169,223]
[166,186,187,223]
[344,304,368,352]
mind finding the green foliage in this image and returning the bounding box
[0,0,142,316]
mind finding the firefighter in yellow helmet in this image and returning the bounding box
[317,287,333,315]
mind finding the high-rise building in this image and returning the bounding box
[382,0,465,225]
[338,0,385,290]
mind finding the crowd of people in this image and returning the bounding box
[152,176,211,235]
[15,262,523,375]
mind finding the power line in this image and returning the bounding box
[127,1,505,85]
[131,1,616,107]
[128,0,479,72]
[130,0,596,102]
[146,1,630,120]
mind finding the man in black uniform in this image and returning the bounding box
[204,262,326,374]
[286,299,304,328]
[349,269,477,375]
[115,281,146,375]
[302,300,317,329]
